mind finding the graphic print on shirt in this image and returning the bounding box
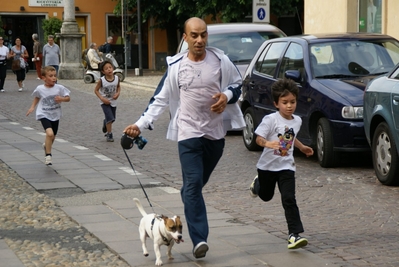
[178,63,198,91]
[42,95,60,111]
[274,126,295,156]
[103,84,117,98]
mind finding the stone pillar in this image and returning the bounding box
[57,0,85,79]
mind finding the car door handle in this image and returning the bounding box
[249,81,255,88]
[394,95,399,105]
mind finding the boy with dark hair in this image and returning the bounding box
[94,61,121,142]
[249,78,314,249]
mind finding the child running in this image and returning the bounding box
[26,66,71,165]
[249,78,313,249]
[94,61,121,142]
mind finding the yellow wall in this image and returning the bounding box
[305,0,399,40]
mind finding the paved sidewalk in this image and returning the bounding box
[0,71,339,267]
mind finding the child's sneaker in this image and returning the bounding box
[102,119,107,133]
[249,175,258,198]
[288,233,308,249]
[106,132,114,142]
[45,155,52,165]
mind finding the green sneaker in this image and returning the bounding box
[288,234,308,249]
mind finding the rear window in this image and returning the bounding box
[179,31,284,63]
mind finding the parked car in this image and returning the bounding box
[364,63,399,185]
[240,33,399,167]
[177,23,286,76]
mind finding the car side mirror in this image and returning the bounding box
[285,70,302,83]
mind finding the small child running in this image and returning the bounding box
[26,66,70,165]
[249,78,313,249]
[94,61,121,142]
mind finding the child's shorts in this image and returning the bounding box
[101,104,117,124]
[40,118,59,135]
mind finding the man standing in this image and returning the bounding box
[0,36,10,92]
[123,17,245,259]
[42,35,60,74]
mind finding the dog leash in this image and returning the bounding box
[122,148,155,213]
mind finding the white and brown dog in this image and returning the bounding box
[133,198,184,266]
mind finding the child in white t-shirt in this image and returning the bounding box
[249,78,313,249]
[26,66,70,165]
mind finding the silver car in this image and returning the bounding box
[177,23,286,76]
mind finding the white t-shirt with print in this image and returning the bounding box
[177,52,223,141]
[32,84,71,121]
[255,112,302,172]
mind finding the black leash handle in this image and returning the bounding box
[123,148,154,211]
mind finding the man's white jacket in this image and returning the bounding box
[135,47,246,141]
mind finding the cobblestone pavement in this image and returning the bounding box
[1,70,399,266]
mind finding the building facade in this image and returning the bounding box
[304,0,398,40]
[3,0,396,71]
[0,0,169,70]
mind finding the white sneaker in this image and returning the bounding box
[18,88,23,92]
[45,155,52,165]
[193,241,208,259]
[0,89,4,92]
[36,77,41,80]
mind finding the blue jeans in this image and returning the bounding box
[178,137,224,246]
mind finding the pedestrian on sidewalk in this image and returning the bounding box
[249,78,313,249]
[26,66,70,165]
[123,17,245,259]
[42,35,60,74]
[32,33,43,80]
[0,36,10,93]
[94,61,121,142]
[9,38,29,92]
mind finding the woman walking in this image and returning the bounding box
[9,38,29,92]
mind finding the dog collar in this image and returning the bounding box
[151,216,173,246]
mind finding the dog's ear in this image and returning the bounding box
[161,215,169,220]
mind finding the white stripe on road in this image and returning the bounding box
[74,145,89,150]
[95,155,112,161]
[23,127,34,130]
[159,187,180,194]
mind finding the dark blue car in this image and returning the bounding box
[240,33,399,167]
[364,63,399,185]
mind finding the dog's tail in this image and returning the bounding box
[133,198,147,217]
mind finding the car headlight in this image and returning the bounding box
[341,106,363,119]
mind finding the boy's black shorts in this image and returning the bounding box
[40,118,59,135]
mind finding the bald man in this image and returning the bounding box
[124,17,245,259]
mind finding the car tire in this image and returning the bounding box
[242,108,262,151]
[316,117,339,168]
[372,122,399,186]
[84,74,94,84]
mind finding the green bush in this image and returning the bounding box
[42,17,62,42]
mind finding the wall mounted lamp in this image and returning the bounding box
[75,7,80,11]
[20,6,25,11]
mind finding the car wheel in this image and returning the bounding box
[115,72,125,82]
[372,122,399,185]
[242,108,262,151]
[316,117,339,167]
[84,74,94,84]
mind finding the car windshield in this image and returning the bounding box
[310,39,399,78]
[180,31,284,64]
